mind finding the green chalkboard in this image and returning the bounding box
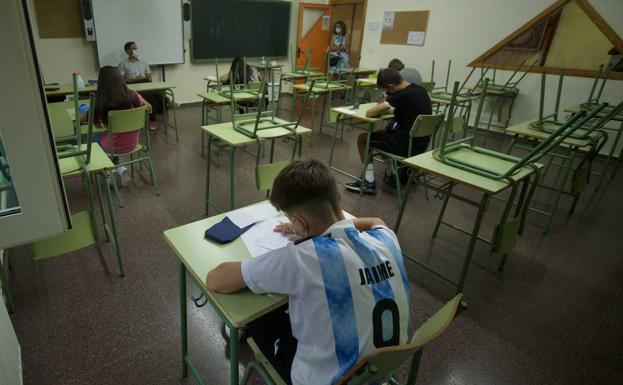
[191,0,291,61]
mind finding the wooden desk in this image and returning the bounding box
[165,203,287,385]
[45,82,179,141]
[395,148,540,296]
[203,120,311,215]
[506,119,607,233]
[329,103,393,180]
[564,104,623,122]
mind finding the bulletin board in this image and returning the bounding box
[33,0,84,38]
[380,10,430,46]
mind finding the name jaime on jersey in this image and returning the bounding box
[358,261,395,286]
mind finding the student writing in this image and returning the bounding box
[206,159,411,385]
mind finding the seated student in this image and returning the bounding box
[206,159,411,385]
[219,56,261,85]
[346,68,432,195]
[388,58,423,86]
[94,66,152,183]
[118,41,167,130]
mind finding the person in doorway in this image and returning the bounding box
[346,68,432,195]
[118,41,170,130]
[388,58,423,86]
[206,159,411,385]
[329,20,350,74]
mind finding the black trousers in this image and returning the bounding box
[246,305,297,385]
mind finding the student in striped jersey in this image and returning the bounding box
[207,159,411,385]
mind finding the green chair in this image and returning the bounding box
[105,105,160,195]
[241,294,463,385]
[363,113,444,204]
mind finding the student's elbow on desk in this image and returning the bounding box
[206,262,246,293]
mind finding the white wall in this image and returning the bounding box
[27,0,328,103]
[360,0,623,126]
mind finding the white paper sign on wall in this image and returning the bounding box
[407,31,426,45]
[383,12,395,30]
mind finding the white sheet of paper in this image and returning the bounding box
[383,12,395,30]
[227,202,279,229]
[407,31,426,45]
[241,215,291,258]
[367,22,380,33]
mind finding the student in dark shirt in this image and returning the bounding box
[346,68,432,195]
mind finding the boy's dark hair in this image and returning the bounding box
[270,159,340,215]
[388,58,405,71]
[377,68,403,89]
[124,41,135,53]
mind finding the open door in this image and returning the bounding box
[296,3,331,71]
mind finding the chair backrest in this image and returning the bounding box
[108,105,149,134]
[410,113,445,139]
[335,294,463,385]
[57,93,95,165]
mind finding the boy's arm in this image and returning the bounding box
[365,101,391,118]
[206,262,246,293]
[353,217,386,231]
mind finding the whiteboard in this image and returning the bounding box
[91,0,184,67]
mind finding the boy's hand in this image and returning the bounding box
[274,222,300,241]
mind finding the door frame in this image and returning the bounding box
[329,0,367,67]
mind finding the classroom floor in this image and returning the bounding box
[8,98,623,385]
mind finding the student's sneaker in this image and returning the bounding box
[149,121,158,131]
[116,166,130,187]
[345,180,377,195]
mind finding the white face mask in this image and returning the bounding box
[335,27,342,33]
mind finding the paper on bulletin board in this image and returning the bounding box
[407,31,426,45]
[383,11,395,30]
[367,22,380,33]
[322,15,331,31]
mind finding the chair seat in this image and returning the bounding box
[106,143,146,157]
[434,146,525,178]
[31,211,96,260]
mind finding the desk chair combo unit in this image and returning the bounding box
[505,71,621,233]
[242,294,463,385]
[472,60,538,142]
[31,83,125,279]
[393,79,605,298]
[203,75,314,215]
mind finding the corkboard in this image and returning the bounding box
[34,0,84,38]
[380,10,429,45]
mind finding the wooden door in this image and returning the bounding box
[296,3,331,71]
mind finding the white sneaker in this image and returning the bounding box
[116,166,130,187]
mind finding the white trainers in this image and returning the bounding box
[116,166,130,187]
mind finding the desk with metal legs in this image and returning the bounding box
[506,119,607,234]
[394,149,540,296]
[203,121,311,215]
[164,204,287,385]
[329,102,393,181]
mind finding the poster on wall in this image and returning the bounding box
[383,11,395,30]
[407,31,426,45]
[322,15,331,31]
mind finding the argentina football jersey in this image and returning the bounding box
[241,219,411,385]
